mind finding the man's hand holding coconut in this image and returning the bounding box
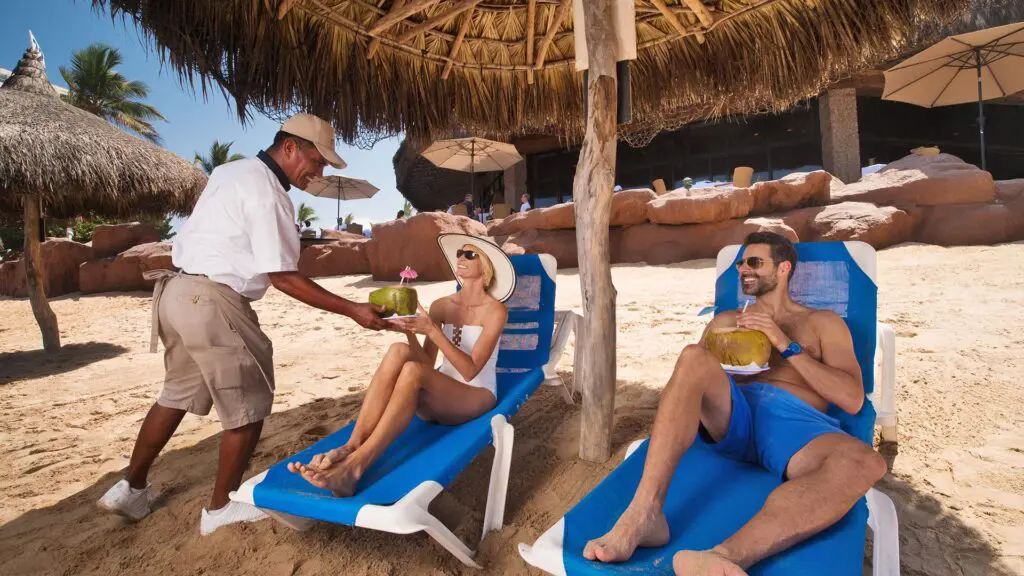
[584,232,887,576]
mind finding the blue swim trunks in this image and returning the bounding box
[700,379,845,479]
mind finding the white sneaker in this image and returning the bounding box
[97,479,153,521]
[200,501,268,536]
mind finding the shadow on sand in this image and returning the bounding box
[0,380,1015,576]
[0,342,129,385]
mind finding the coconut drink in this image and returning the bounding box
[369,266,419,317]
[705,327,772,368]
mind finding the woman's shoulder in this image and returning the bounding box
[485,297,508,317]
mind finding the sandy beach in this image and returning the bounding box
[0,242,1021,575]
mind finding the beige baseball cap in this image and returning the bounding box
[280,113,347,169]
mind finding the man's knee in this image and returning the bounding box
[832,443,887,490]
[678,344,714,366]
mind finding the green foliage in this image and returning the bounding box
[297,202,318,224]
[70,215,109,243]
[344,213,354,225]
[194,140,245,175]
[143,215,176,241]
[60,43,165,144]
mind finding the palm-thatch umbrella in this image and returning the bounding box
[95,0,968,460]
[0,34,206,352]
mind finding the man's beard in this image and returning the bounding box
[742,274,779,296]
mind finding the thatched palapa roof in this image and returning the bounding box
[0,37,206,219]
[94,0,968,148]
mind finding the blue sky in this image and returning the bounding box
[1,0,406,229]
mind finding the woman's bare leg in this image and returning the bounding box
[289,342,416,474]
[295,363,495,496]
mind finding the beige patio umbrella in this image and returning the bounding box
[420,137,522,205]
[883,21,1024,170]
[303,175,380,225]
[0,34,206,351]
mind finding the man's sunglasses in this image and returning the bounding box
[456,249,479,260]
[735,256,772,270]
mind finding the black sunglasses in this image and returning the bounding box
[735,256,772,270]
[456,249,479,260]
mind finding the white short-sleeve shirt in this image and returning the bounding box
[172,154,300,300]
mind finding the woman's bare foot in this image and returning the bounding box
[313,442,359,469]
[287,442,359,475]
[291,459,364,497]
[582,501,670,563]
[672,550,747,576]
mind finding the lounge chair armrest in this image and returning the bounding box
[544,311,581,404]
[547,311,580,377]
[866,487,900,576]
[873,322,897,444]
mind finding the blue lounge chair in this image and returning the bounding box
[519,241,901,576]
[231,253,579,567]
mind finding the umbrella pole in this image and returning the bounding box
[975,48,987,171]
[23,194,61,351]
[470,140,476,208]
[337,195,341,229]
[575,0,618,462]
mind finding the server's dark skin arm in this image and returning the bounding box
[269,272,390,330]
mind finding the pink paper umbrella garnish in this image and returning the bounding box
[399,266,418,285]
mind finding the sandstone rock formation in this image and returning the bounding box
[298,239,371,277]
[365,213,487,281]
[91,223,160,259]
[79,242,173,294]
[834,153,995,207]
[0,239,93,297]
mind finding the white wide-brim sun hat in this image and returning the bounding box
[437,233,516,303]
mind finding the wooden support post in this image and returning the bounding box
[574,0,617,462]
[651,0,704,43]
[398,0,479,44]
[367,0,407,59]
[441,8,474,79]
[23,194,60,351]
[681,0,714,27]
[369,0,441,35]
[526,0,536,84]
[534,0,571,70]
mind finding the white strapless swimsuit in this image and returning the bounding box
[437,324,498,398]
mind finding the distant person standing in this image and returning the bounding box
[462,193,475,215]
[519,193,531,213]
[396,210,405,219]
[97,113,390,536]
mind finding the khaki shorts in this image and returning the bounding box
[152,273,275,429]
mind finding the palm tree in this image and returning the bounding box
[59,43,165,143]
[194,140,245,175]
[297,202,318,224]
[344,213,354,226]
[402,200,415,216]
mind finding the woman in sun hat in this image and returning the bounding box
[289,233,516,497]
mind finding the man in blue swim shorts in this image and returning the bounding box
[583,231,887,575]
